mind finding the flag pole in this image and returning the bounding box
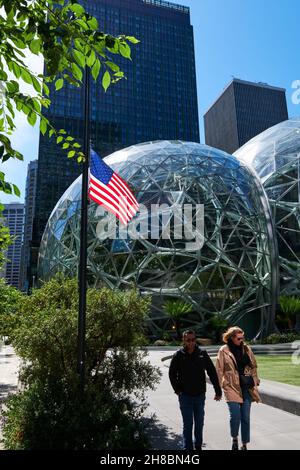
[77,65,91,394]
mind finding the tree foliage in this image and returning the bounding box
[2,276,161,449]
[164,299,193,340]
[0,202,11,267]
[0,0,139,195]
[0,278,24,340]
[277,295,300,330]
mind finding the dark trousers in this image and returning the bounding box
[178,393,206,451]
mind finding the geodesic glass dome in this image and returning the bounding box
[235,118,300,295]
[38,141,276,338]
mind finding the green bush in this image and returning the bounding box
[0,279,24,342]
[262,332,300,344]
[276,296,300,330]
[2,276,161,449]
[206,314,229,344]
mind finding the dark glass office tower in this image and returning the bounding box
[204,78,288,154]
[31,0,199,283]
[20,160,38,291]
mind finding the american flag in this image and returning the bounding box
[88,150,139,225]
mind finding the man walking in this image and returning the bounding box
[169,329,222,451]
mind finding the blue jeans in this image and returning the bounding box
[178,393,206,451]
[227,387,252,444]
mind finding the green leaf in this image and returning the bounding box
[12,184,20,197]
[59,129,67,135]
[43,82,50,96]
[73,49,85,68]
[102,71,111,92]
[105,61,120,72]
[62,143,70,149]
[27,112,37,126]
[86,49,96,67]
[0,69,8,81]
[40,119,47,136]
[70,3,85,16]
[67,150,76,158]
[71,63,83,81]
[29,38,42,55]
[73,143,81,148]
[11,37,26,49]
[49,129,55,138]
[11,62,21,79]
[119,43,131,59]
[21,68,33,85]
[15,151,23,161]
[87,17,98,30]
[74,39,84,52]
[32,76,41,93]
[56,136,63,144]
[6,81,19,94]
[126,36,140,44]
[91,59,100,81]
[6,116,14,130]
[3,183,12,194]
[66,136,74,142]
[32,100,41,113]
[55,78,64,91]
[2,154,11,163]
[75,19,89,31]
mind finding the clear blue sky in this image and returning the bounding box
[1,0,300,203]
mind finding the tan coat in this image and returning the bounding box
[216,344,261,404]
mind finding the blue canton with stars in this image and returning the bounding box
[90,149,113,185]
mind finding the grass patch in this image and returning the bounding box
[256,355,300,387]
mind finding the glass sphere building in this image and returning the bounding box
[38,141,277,338]
[235,118,300,295]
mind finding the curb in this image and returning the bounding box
[258,389,300,416]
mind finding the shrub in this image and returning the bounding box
[206,313,229,344]
[277,296,300,330]
[0,279,24,342]
[262,332,300,344]
[2,276,161,449]
[153,340,168,346]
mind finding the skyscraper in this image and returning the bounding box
[31,0,199,282]
[204,78,288,154]
[1,203,24,289]
[20,160,38,291]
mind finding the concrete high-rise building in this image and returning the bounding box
[20,160,38,291]
[1,203,24,288]
[204,78,288,154]
[31,0,199,282]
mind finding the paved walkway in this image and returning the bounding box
[0,344,20,449]
[144,351,300,450]
[1,345,300,450]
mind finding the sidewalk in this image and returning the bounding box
[1,346,300,450]
[144,350,300,450]
[0,344,20,450]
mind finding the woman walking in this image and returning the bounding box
[216,326,261,450]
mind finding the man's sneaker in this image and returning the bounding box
[241,445,247,450]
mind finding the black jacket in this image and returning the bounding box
[169,345,222,397]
